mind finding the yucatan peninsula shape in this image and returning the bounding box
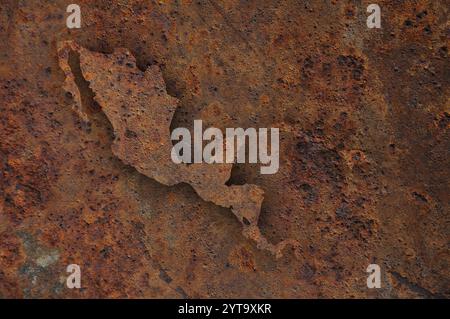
[57,41,297,257]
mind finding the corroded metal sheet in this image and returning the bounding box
[57,40,296,256]
[0,0,449,298]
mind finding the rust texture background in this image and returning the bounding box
[0,0,449,298]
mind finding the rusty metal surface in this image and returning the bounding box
[0,0,449,298]
[57,40,296,257]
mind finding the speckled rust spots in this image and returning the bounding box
[1,0,449,298]
[228,246,257,272]
[57,40,297,257]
